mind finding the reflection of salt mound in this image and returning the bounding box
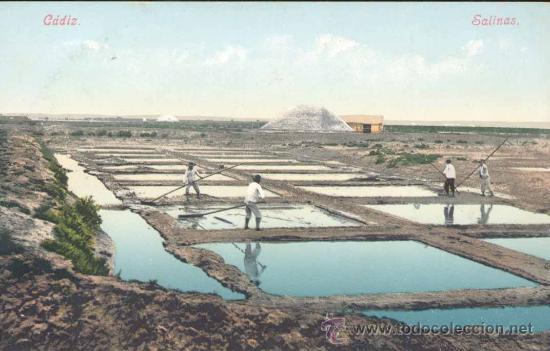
[261,105,353,132]
[157,115,178,122]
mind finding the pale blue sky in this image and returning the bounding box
[1,2,549,121]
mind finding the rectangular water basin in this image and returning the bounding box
[164,204,362,230]
[512,167,550,173]
[237,165,333,171]
[364,306,550,332]
[484,237,550,260]
[122,158,181,163]
[205,158,297,163]
[100,210,242,299]
[95,153,166,158]
[113,173,234,182]
[102,165,140,171]
[263,173,364,181]
[194,241,536,297]
[299,185,437,197]
[102,165,190,171]
[455,186,515,200]
[55,154,121,206]
[128,185,279,199]
[188,153,274,158]
[77,148,156,153]
[365,204,550,225]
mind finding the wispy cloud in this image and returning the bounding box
[82,40,109,51]
[206,45,248,65]
[315,34,359,57]
[462,39,483,57]
[62,39,110,52]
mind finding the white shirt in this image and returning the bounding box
[244,182,265,203]
[184,167,201,182]
[479,164,489,178]
[443,164,456,179]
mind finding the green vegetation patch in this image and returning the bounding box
[387,153,440,168]
[38,142,108,275]
[41,197,108,275]
[117,130,132,138]
[40,142,68,188]
[70,130,85,137]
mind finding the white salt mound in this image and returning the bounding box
[157,115,178,122]
[261,105,353,132]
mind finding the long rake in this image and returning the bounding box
[140,163,242,205]
[455,137,509,190]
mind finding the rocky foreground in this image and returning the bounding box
[1,127,549,350]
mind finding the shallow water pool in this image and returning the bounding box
[484,237,550,260]
[100,210,243,299]
[299,185,437,197]
[205,158,297,163]
[55,154,121,206]
[365,204,550,225]
[77,148,157,153]
[165,204,362,230]
[113,173,234,182]
[363,306,550,332]
[262,173,364,181]
[512,167,550,173]
[194,241,536,297]
[121,158,181,163]
[127,185,279,199]
[237,165,333,171]
[95,153,166,158]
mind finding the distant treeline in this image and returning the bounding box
[385,125,550,135]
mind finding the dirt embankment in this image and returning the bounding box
[0,132,55,248]
[3,254,550,351]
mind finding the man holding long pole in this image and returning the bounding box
[443,159,456,197]
[244,175,265,231]
[479,159,494,197]
[455,137,509,192]
[184,162,202,199]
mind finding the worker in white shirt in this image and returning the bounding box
[244,175,265,231]
[184,162,202,199]
[443,159,456,197]
[478,159,494,197]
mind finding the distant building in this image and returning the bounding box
[341,115,384,133]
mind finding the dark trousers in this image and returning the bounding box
[444,178,455,194]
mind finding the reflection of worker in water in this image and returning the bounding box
[444,204,455,226]
[244,243,263,285]
[478,204,493,225]
[184,162,202,199]
[244,175,265,231]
